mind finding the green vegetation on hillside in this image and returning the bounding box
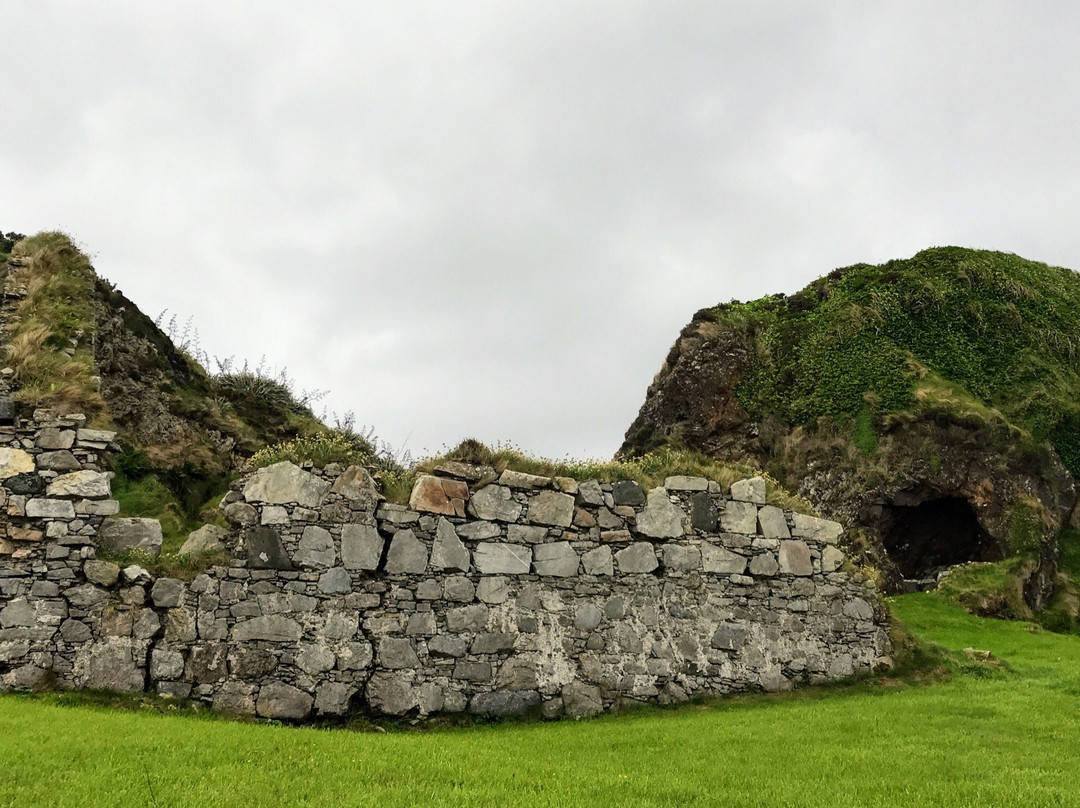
[3,232,106,418]
[2,595,1079,807]
[718,247,1080,475]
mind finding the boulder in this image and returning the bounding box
[242,461,330,507]
[179,524,229,556]
[257,682,313,721]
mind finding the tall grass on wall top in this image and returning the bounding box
[249,431,378,471]
[3,232,106,417]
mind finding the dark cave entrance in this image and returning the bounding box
[881,497,997,584]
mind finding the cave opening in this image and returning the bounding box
[881,496,997,583]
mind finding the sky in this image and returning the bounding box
[3,1,1079,461]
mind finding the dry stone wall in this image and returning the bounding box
[0,414,891,721]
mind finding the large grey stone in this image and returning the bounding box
[99,518,163,556]
[532,541,579,577]
[76,637,145,692]
[431,517,470,572]
[385,529,428,574]
[257,681,313,720]
[64,584,111,609]
[314,682,355,715]
[179,524,229,556]
[526,490,575,527]
[615,542,658,574]
[232,615,302,642]
[243,462,330,507]
[791,513,844,544]
[330,465,380,504]
[150,578,185,608]
[35,451,82,472]
[150,648,184,680]
[468,485,522,522]
[336,641,374,670]
[37,427,75,450]
[498,469,551,489]
[701,545,746,574]
[366,671,418,715]
[476,577,508,604]
[0,448,34,479]
[576,480,604,506]
[244,527,292,570]
[635,488,686,538]
[296,643,336,675]
[720,501,758,535]
[46,470,111,499]
[661,544,701,571]
[582,546,614,576]
[778,540,813,576]
[469,690,541,716]
[222,501,258,527]
[821,545,845,573]
[749,552,779,576]
[758,505,791,539]
[294,525,336,568]
[341,523,383,570]
[690,492,718,531]
[562,681,603,718]
[83,560,120,587]
[456,521,502,541]
[730,476,767,504]
[318,567,352,594]
[473,542,532,574]
[378,638,420,669]
[26,498,77,519]
[0,599,34,628]
[77,428,117,446]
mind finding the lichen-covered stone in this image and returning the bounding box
[257,681,313,720]
[532,542,579,577]
[99,518,163,556]
[778,540,813,576]
[758,505,791,539]
[720,501,758,535]
[526,490,575,527]
[385,529,428,574]
[0,448,34,479]
[431,517,470,572]
[294,525,336,568]
[635,487,687,538]
[46,470,111,499]
[730,476,767,504]
[791,513,844,544]
[468,485,522,522]
[409,474,469,517]
[615,542,658,574]
[473,542,531,574]
[341,523,383,570]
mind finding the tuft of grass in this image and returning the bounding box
[3,232,106,416]
[250,430,377,471]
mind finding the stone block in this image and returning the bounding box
[260,505,289,525]
[150,578,185,608]
[378,638,419,669]
[26,498,77,519]
[526,490,575,527]
[431,517,470,572]
[532,541,579,577]
[37,427,76,450]
[611,480,646,506]
[36,451,81,472]
[701,545,746,575]
[257,681,313,720]
[330,465,380,504]
[661,544,701,571]
[341,523,383,570]
[791,513,844,544]
[409,474,468,517]
[778,540,813,576]
[385,529,429,574]
[0,448,35,478]
[366,671,418,716]
[318,567,352,594]
[476,576,508,604]
[720,501,758,535]
[244,527,292,570]
[615,542,658,574]
[758,505,791,539]
[453,661,492,682]
[664,475,709,491]
[576,480,604,506]
[294,525,336,568]
[498,469,551,489]
[315,682,355,715]
[822,545,845,572]
[179,524,228,556]
[456,521,502,541]
[582,546,614,576]
[99,518,163,556]
[749,552,779,576]
[690,492,718,531]
[243,462,330,507]
[467,485,522,522]
[473,542,531,574]
[562,681,603,718]
[730,476,766,504]
[232,615,302,642]
[443,576,475,602]
[469,690,541,717]
[46,470,111,499]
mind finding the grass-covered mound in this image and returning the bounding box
[2,594,1078,807]
[721,247,1080,474]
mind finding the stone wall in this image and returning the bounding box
[0,415,891,721]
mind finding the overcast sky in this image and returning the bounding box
[3,1,1079,461]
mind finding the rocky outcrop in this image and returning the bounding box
[0,414,890,721]
[620,251,1080,606]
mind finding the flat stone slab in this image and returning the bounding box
[245,526,292,569]
[532,541,579,577]
[385,529,429,574]
[431,518,470,572]
[341,523,383,570]
[98,518,163,556]
[702,544,746,574]
[473,542,532,574]
[720,501,758,535]
[243,461,330,507]
[791,513,844,543]
[498,469,551,489]
[778,540,813,576]
[526,490,575,527]
[0,449,35,479]
[757,505,791,539]
[468,485,522,522]
[730,476,767,504]
[664,475,709,491]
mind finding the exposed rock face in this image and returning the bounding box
[620,249,1080,607]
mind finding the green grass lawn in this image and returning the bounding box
[3,595,1080,807]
